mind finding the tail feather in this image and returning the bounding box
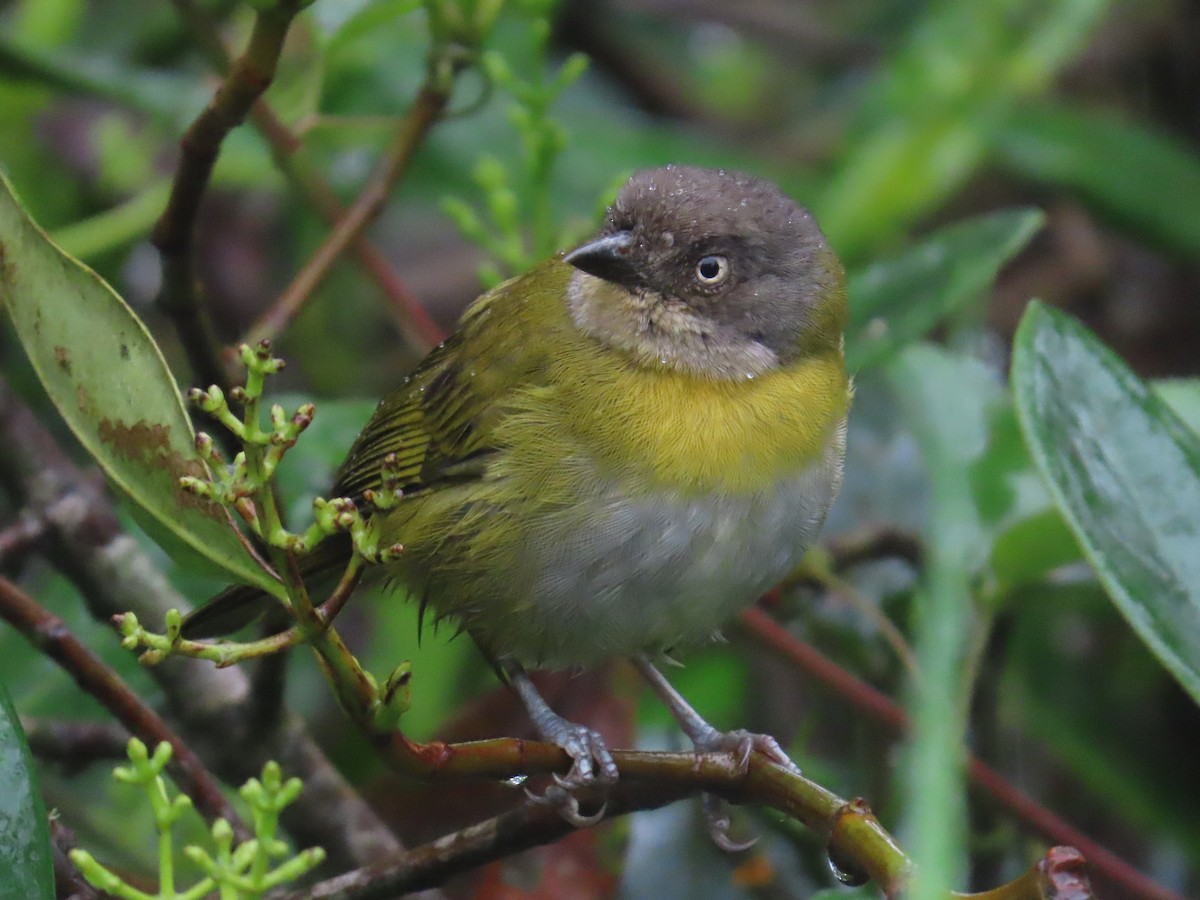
[181,533,352,639]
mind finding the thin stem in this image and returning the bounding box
[244,82,453,348]
[738,606,1184,900]
[0,376,402,869]
[165,0,445,352]
[0,575,248,839]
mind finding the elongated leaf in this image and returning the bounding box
[0,679,53,900]
[814,0,1109,257]
[0,173,275,594]
[997,103,1200,257]
[847,209,1043,370]
[1155,379,1200,436]
[1012,301,1200,705]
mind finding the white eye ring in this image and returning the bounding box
[694,254,729,286]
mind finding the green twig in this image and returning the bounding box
[70,741,323,900]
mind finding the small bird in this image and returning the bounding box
[189,165,849,827]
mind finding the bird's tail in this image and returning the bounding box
[181,533,352,639]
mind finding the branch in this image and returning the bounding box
[277,780,1099,900]
[21,717,129,772]
[49,818,103,900]
[243,79,453,347]
[151,1,309,392]
[739,606,1184,900]
[0,377,402,871]
[169,0,444,352]
[0,511,45,567]
[277,765,909,900]
[0,574,246,836]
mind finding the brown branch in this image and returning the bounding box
[0,376,402,870]
[0,512,45,567]
[151,2,308,392]
[0,575,247,835]
[249,104,446,351]
[278,761,911,900]
[168,0,444,353]
[243,81,453,348]
[739,606,1184,900]
[21,717,129,772]
[825,524,924,571]
[49,818,103,900]
[262,599,921,895]
[276,773,1098,900]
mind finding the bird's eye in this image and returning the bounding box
[694,255,729,286]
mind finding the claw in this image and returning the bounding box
[697,728,799,776]
[542,721,618,786]
[524,783,608,827]
[703,794,758,853]
[506,665,617,826]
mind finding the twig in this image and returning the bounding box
[0,512,45,566]
[250,104,446,351]
[0,376,402,870]
[151,2,309,392]
[168,0,444,352]
[825,524,924,571]
[739,606,1184,900]
[21,717,129,771]
[0,575,247,836]
[49,818,103,900]
[277,772,1096,900]
[243,81,453,348]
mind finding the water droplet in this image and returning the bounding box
[826,848,869,887]
[505,774,528,787]
[743,371,757,380]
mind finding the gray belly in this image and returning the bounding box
[496,422,846,667]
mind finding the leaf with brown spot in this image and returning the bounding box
[0,172,278,595]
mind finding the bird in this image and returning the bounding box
[187,164,850,830]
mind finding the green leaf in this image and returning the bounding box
[0,679,53,900]
[1155,379,1200,436]
[996,103,1200,257]
[0,172,277,595]
[846,209,1043,371]
[989,508,1081,590]
[1012,301,1200,706]
[815,0,1109,258]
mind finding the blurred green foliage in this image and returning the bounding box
[2,0,1199,898]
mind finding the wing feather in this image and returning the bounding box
[331,261,569,502]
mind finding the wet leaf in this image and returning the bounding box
[0,679,53,900]
[0,173,276,595]
[1013,301,1200,706]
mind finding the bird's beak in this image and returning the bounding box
[563,231,639,285]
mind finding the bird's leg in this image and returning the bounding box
[634,654,798,850]
[633,655,798,773]
[501,660,618,826]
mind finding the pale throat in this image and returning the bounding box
[566,271,779,381]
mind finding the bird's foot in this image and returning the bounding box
[693,726,800,776]
[703,794,757,852]
[524,718,618,826]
